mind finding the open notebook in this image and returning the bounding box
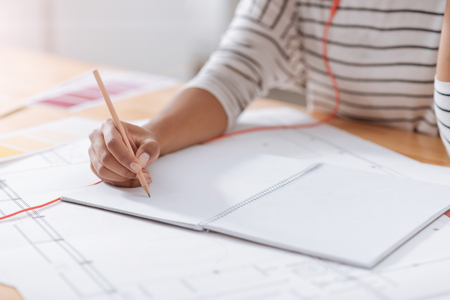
[63,146,450,268]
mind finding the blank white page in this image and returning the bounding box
[63,146,316,229]
[203,164,450,268]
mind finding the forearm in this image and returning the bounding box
[143,88,228,155]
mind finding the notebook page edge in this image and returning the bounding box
[61,196,203,231]
[370,203,450,267]
[203,223,372,268]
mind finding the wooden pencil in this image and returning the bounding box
[92,69,150,197]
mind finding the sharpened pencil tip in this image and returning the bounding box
[148,193,151,198]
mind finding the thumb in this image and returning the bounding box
[135,139,160,168]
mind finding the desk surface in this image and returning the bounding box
[1,48,450,300]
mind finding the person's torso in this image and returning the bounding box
[295,0,446,134]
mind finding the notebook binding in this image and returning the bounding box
[199,163,324,227]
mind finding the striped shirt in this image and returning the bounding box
[185,0,450,154]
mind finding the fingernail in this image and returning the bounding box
[139,153,150,166]
[130,162,142,173]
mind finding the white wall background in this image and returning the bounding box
[0,0,240,79]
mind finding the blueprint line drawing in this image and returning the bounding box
[0,179,120,299]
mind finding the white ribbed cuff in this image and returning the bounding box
[435,75,450,93]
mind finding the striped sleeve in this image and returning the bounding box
[434,76,450,155]
[183,0,305,130]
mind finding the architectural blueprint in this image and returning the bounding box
[1,108,450,300]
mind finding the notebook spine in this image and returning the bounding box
[199,163,324,227]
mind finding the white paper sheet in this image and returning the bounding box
[1,107,450,299]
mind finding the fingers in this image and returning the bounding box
[90,148,152,186]
[89,146,135,182]
[88,119,158,187]
[104,170,152,188]
[89,128,137,181]
[106,169,152,187]
[101,120,142,173]
[91,164,149,188]
[136,139,160,168]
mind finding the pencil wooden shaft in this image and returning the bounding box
[93,70,150,196]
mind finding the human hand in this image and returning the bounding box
[88,119,160,187]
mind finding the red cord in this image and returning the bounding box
[0,198,61,221]
[0,180,102,221]
[204,0,340,144]
[89,180,103,186]
[0,1,340,221]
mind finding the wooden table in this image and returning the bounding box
[1,48,449,300]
